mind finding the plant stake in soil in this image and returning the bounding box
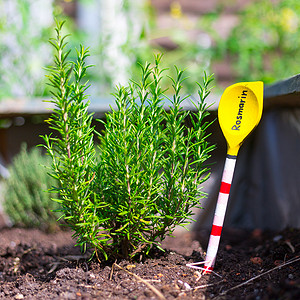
[188,81,263,274]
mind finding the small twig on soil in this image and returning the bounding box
[217,256,300,297]
[186,262,222,279]
[95,248,102,264]
[285,240,295,253]
[63,254,91,261]
[48,254,91,274]
[23,247,35,255]
[193,280,225,291]
[114,263,166,300]
[109,262,116,281]
[130,243,147,257]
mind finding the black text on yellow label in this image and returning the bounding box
[231,90,247,131]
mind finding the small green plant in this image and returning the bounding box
[3,144,61,231]
[42,20,214,260]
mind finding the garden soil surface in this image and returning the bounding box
[0,224,299,299]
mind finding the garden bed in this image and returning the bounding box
[0,224,299,299]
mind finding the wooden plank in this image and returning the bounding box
[0,98,114,118]
[1,74,300,118]
[0,94,218,118]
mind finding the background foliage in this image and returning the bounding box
[3,144,61,231]
[200,0,300,84]
[0,0,53,99]
[1,0,300,100]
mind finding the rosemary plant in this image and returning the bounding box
[42,21,215,260]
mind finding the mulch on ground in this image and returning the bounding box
[0,226,299,299]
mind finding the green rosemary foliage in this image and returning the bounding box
[42,20,97,253]
[42,21,215,260]
[3,144,60,231]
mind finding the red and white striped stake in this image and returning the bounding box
[202,154,236,273]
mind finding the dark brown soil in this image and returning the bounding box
[0,226,299,299]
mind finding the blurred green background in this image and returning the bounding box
[1,0,300,98]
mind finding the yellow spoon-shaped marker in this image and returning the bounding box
[218,82,264,156]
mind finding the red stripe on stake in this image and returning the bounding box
[220,181,231,194]
[203,266,213,272]
[211,225,223,236]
